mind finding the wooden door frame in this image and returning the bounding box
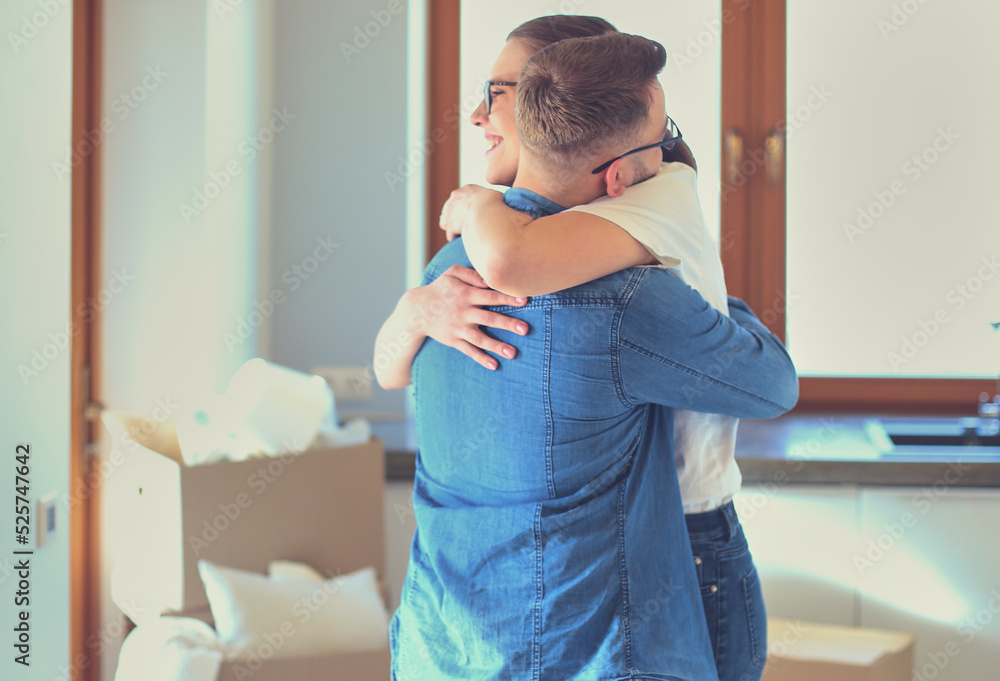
[71,0,103,678]
[425,0,460,261]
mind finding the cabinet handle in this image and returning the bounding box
[765,129,784,186]
[724,129,743,186]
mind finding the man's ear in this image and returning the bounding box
[602,159,629,198]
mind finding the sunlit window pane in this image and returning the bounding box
[786,0,1000,378]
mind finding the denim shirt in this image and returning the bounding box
[391,188,798,681]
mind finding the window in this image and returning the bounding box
[426,0,997,412]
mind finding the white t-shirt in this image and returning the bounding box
[567,162,740,513]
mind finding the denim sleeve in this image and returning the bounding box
[617,273,799,418]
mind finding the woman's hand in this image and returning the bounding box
[410,264,529,370]
[439,185,504,241]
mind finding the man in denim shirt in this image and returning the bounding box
[388,33,798,681]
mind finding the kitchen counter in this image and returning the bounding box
[386,414,1000,487]
[733,414,1000,487]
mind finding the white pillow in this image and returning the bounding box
[268,559,326,582]
[197,560,389,660]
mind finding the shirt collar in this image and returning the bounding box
[502,187,567,219]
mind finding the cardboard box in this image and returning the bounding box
[215,648,391,681]
[103,412,386,619]
[763,617,914,681]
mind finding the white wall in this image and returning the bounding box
[265,0,409,440]
[0,2,73,679]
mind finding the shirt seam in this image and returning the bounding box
[531,502,543,681]
[542,307,556,500]
[617,474,635,672]
[611,270,644,409]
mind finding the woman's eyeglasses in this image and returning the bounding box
[484,81,517,115]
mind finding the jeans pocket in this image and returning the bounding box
[742,568,767,671]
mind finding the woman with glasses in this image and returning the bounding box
[374,15,766,681]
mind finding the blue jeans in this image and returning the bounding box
[687,501,767,681]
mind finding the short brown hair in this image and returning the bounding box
[515,32,667,174]
[507,15,617,53]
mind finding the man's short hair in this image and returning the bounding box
[515,32,667,174]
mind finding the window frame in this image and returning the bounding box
[425,0,995,415]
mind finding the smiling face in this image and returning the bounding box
[470,38,535,187]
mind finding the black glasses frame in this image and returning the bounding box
[484,81,518,115]
[591,116,683,174]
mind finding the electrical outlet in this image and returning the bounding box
[312,365,373,402]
